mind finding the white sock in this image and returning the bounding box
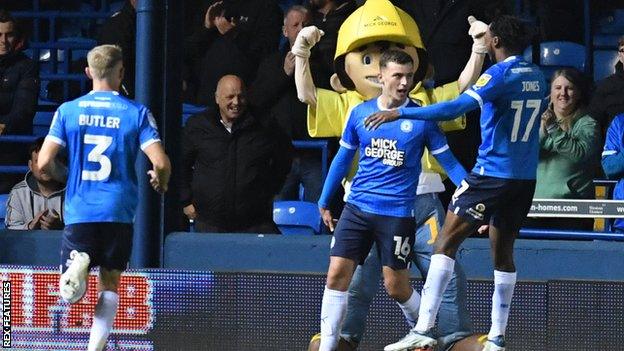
[488,270,517,339]
[397,289,421,328]
[319,286,348,351]
[414,254,455,333]
[88,291,119,351]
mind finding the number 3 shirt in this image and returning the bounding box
[46,90,161,224]
[463,56,546,180]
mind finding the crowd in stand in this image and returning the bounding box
[2,0,624,233]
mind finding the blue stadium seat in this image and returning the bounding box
[593,34,620,49]
[595,9,624,34]
[273,201,321,235]
[33,111,55,137]
[593,50,619,82]
[181,104,206,126]
[0,193,9,229]
[523,41,587,81]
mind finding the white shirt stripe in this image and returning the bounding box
[464,90,483,109]
[140,138,161,151]
[339,139,357,150]
[45,135,66,147]
[602,150,617,157]
[430,144,450,155]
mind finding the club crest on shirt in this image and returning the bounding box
[473,74,492,90]
[400,120,413,133]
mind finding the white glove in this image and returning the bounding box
[291,26,324,58]
[468,15,488,54]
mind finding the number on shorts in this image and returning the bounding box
[510,99,542,142]
[81,134,113,181]
[393,236,411,257]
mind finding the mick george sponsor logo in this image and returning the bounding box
[364,138,405,167]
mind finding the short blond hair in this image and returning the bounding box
[87,44,123,80]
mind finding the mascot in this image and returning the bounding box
[293,1,488,350]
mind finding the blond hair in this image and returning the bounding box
[87,44,123,80]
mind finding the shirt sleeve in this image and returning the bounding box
[339,109,359,150]
[307,88,349,138]
[138,108,162,150]
[46,108,67,147]
[424,121,450,155]
[464,65,505,109]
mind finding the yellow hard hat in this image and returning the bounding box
[334,0,425,61]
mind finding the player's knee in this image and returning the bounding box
[98,269,122,292]
[383,278,411,302]
[326,270,351,291]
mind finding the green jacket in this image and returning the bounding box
[535,113,601,199]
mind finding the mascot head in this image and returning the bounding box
[331,0,428,99]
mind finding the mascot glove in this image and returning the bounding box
[468,15,489,54]
[291,26,325,58]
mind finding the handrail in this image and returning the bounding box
[0,166,29,174]
[0,135,40,143]
[519,228,623,241]
[13,11,113,19]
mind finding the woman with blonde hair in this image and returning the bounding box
[526,68,601,230]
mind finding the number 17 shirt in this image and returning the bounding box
[463,56,546,180]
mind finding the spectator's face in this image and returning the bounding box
[283,10,309,47]
[215,77,247,122]
[550,75,578,115]
[29,151,53,183]
[379,61,414,103]
[0,21,17,56]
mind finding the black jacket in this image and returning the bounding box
[180,108,293,229]
[0,51,38,135]
[249,47,309,141]
[309,1,357,90]
[97,1,136,97]
[589,61,624,136]
[184,0,283,106]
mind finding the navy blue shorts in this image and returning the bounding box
[60,223,133,273]
[448,173,536,231]
[330,203,415,270]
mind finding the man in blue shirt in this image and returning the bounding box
[38,44,171,351]
[602,113,624,233]
[367,16,546,351]
[316,50,467,351]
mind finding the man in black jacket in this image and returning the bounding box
[249,5,323,203]
[0,9,39,193]
[589,36,624,138]
[181,75,293,233]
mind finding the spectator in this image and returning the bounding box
[602,112,624,233]
[588,35,624,138]
[308,0,357,89]
[526,68,600,231]
[185,0,283,107]
[0,9,39,193]
[5,137,65,230]
[97,0,136,97]
[249,6,322,202]
[180,75,293,233]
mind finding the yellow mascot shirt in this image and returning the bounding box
[307,80,464,193]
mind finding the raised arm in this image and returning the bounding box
[457,16,488,92]
[292,26,324,106]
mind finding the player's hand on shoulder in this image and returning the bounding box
[319,207,336,232]
[364,110,400,130]
[183,204,197,220]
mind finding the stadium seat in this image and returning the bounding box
[0,193,9,229]
[523,41,587,81]
[273,201,322,235]
[181,104,206,126]
[33,111,55,137]
[593,50,619,82]
[593,33,620,49]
